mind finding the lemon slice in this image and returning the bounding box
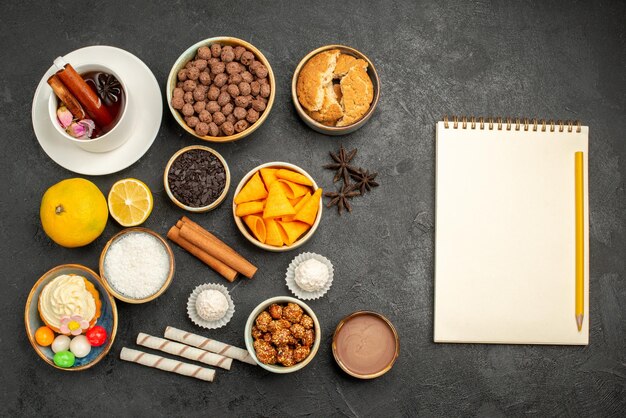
[108,178,153,227]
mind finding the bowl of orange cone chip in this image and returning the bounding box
[233,162,323,252]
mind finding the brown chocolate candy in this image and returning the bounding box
[212,111,226,126]
[195,122,209,136]
[193,101,206,113]
[213,73,228,87]
[207,85,220,101]
[171,96,184,110]
[234,119,249,133]
[210,43,222,58]
[182,103,195,117]
[221,121,234,136]
[187,67,200,80]
[197,46,212,60]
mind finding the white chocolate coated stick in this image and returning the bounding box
[120,347,215,382]
[165,326,257,365]
[137,333,232,370]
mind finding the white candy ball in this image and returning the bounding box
[51,335,71,353]
[69,335,91,358]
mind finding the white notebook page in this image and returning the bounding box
[434,121,589,345]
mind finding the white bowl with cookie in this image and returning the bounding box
[292,45,380,135]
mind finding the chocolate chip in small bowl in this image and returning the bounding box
[163,145,230,212]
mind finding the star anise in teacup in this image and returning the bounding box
[95,73,122,104]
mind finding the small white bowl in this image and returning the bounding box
[244,296,321,373]
[48,61,131,153]
[232,162,322,252]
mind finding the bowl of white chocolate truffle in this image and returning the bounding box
[167,37,275,143]
[187,283,234,329]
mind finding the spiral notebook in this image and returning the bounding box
[434,117,589,345]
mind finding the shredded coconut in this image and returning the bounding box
[294,259,329,292]
[103,232,170,299]
[195,289,229,321]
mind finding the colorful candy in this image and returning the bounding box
[35,326,55,346]
[86,325,107,347]
[53,350,75,368]
[51,335,71,353]
[70,335,91,358]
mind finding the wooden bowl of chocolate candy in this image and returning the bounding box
[167,37,275,142]
[163,145,231,213]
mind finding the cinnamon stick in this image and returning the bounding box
[178,217,258,279]
[47,74,85,119]
[167,226,238,282]
[55,63,114,128]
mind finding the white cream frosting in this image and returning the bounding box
[294,259,329,292]
[39,274,96,329]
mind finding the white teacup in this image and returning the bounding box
[48,61,131,153]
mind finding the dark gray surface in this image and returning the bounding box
[1,1,625,416]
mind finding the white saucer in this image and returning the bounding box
[32,46,162,176]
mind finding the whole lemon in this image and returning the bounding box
[40,178,108,248]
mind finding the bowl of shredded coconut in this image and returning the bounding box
[99,227,175,303]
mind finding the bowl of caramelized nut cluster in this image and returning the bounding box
[245,296,321,373]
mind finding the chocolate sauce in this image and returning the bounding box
[334,313,397,376]
[82,71,125,137]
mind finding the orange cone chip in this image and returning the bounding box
[294,188,322,226]
[259,168,279,190]
[264,218,284,246]
[277,180,310,199]
[283,192,312,222]
[288,195,305,207]
[234,172,267,204]
[244,215,266,243]
[263,182,296,219]
[275,169,313,186]
[235,201,265,217]
[277,221,311,245]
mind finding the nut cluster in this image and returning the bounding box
[171,43,271,137]
[252,302,315,367]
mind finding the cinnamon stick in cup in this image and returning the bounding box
[167,225,238,282]
[47,74,85,119]
[55,63,114,128]
[178,216,257,279]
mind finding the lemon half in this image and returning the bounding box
[108,178,153,227]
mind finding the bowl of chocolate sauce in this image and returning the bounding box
[332,311,399,379]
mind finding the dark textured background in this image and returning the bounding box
[1,1,625,417]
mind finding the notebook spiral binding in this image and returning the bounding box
[442,115,582,133]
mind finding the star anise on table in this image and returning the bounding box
[350,168,379,195]
[323,145,359,184]
[324,184,360,215]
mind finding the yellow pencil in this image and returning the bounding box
[575,152,584,331]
